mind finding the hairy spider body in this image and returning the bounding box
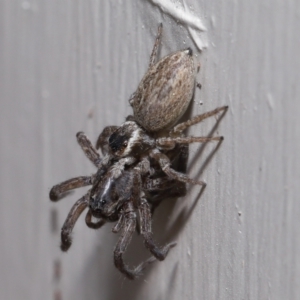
[50,24,227,279]
[50,139,186,278]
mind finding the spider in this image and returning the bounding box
[49,24,228,279]
[49,132,187,279]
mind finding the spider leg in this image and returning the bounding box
[76,132,102,168]
[150,149,205,186]
[143,145,188,213]
[139,198,177,260]
[113,202,156,280]
[170,105,228,135]
[149,23,163,67]
[49,176,93,201]
[157,136,223,150]
[85,209,106,229]
[134,156,154,176]
[144,176,187,198]
[60,193,89,251]
[144,176,179,192]
[113,203,137,279]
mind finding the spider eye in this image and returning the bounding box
[109,132,128,153]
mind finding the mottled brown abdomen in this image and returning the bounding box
[130,48,196,132]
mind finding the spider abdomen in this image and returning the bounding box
[130,48,196,132]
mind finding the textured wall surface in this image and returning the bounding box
[1,0,299,299]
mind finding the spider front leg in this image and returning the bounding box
[60,193,89,251]
[76,132,102,168]
[139,197,177,260]
[49,176,93,201]
[150,149,205,186]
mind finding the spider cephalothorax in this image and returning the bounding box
[49,24,227,279]
[108,121,155,157]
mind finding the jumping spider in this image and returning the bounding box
[49,24,228,279]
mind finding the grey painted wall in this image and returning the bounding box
[1,0,299,299]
